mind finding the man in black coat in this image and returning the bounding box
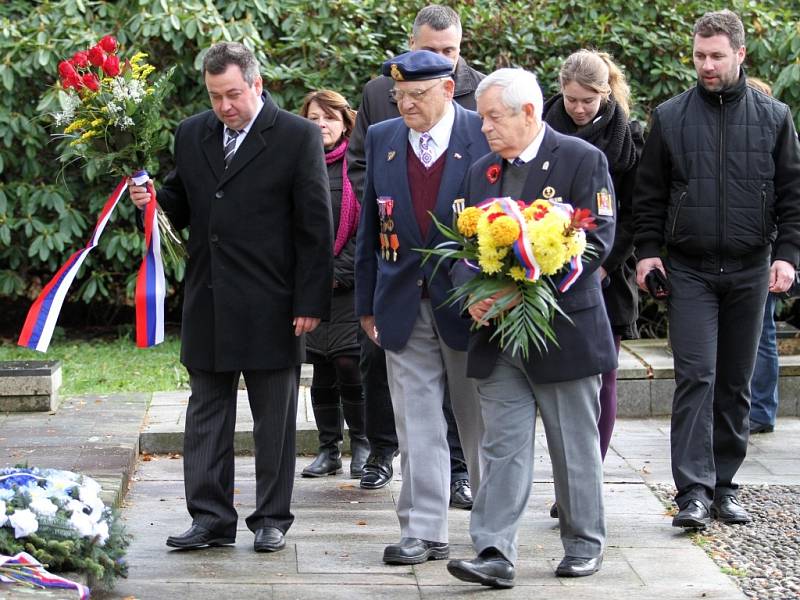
[634,10,800,529]
[129,42,333,552]
[346,3,484,507]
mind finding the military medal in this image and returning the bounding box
[377,196,398,261]
[390,234,399,262]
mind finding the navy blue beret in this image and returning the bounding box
[381,50,454,82]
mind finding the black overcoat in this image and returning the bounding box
[157,93,334,371]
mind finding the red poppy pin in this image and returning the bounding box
[485,163,501,184]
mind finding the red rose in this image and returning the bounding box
[62,72,83,90]
[485,163,501,184]
[87,45,106,67]
[71,51,89,68]
[82,72,100,92]
[99,35,117,53]
[102,54,120,77]
[58,60,77,79]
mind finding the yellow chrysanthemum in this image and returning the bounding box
[528,211,572,275]
[457,207,481,237]
[477,246,505,274]
[488,215,520,247]
[509,265,527,281]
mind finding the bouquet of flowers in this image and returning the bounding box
[52,34,184,265]
[0,467,130,592]
[421,196,597,358]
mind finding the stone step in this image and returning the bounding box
[138,341,800,455]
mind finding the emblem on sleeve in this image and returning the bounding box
[596,188,613,216]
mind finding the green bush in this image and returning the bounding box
[1,0,798,323]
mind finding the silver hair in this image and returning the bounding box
[476,68,543,121]
[412,5,462,37]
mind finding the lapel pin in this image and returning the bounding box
[454,152,462,160]
[542,160,549,171]
[387,150,396,161]
[542,186,556,199]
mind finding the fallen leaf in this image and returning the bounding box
[141,454,153,462]
[169,453,182,459]
[356,520,367,526]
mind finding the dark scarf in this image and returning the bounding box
[325,139,359,256]
[543,94,636,175]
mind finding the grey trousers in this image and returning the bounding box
[469,350,605,564]
[384,301,483,542]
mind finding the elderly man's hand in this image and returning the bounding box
[360,316,379,346]
[769,259,795,293]
[293,316,320,336]
[127,177,153,209]
[467,287,521,326]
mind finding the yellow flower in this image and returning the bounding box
[79,130,100,141]
[63,119,88,134]
[90,118,104,127]
[130,52,148,66]
[477,246,504,274]
[457,207,481,237]
[488,215,520,247]
[509,265,527,281]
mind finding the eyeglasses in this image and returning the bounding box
[389,80,442,103]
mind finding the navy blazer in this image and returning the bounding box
[355,103,491,352]
[458,125,618,383]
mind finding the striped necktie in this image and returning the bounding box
[419,132,433,168]
[223,127,240,169]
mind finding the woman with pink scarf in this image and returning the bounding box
[299,90,369,478]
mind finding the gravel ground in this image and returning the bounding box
[650,483,800,600]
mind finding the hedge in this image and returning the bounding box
[1,0,799,316]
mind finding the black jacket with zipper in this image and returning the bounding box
[634,71,800,272]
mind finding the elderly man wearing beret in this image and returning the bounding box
[355,50,489,564]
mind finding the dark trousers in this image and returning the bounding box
[667,258,769,508]
[359,332,468,481]
[184,367,297,537]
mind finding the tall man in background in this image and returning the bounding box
[634,9,800,529]
[347,3,484,508]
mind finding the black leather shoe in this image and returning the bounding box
[447,550,515,588]
[253,527,286,552]
[360,454,394,489]
[549,503,559,519]
[555,555,603,577]
[383,537,449,565]
[711,495,752,525]
[349,439,371,479]
[672,499,711,529]
[302,451,342,477]
[749,420,774,434]
[165,524,235,550]
[449,479,473,510]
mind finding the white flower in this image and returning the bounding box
[8,509,39,538]
[79,477,102,498]
[93,520,109,546]
[0,500,7,527]
[29,497,58,517]
[69,509,95,538]
[118,116,135,130]
[26,485,48,503]
[0,489,14,501]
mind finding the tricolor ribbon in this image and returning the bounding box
[18,171,165,352]
[546,202,585,293]
[0,551,90,599]
[479,197,541,282]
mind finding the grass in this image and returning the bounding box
[0,333,187,395]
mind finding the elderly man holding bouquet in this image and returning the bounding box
[446,68,617,588]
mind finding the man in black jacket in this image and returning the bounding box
[346,4,484,507]
[634,10,800,529]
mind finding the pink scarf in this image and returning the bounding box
[326,139,360,256]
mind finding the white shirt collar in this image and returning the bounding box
[408,101,455,158]
[223,96,264,146]
[506,123,546,165]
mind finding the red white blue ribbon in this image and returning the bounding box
[133,171,165,348]
[0,551,89,599]
[481,197,542,282]
[18,173,165,351]
[546,202,585,293]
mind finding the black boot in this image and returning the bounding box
[341,383,370,479]
[302,387,343,477]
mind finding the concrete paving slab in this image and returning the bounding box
[622,339,674,379]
